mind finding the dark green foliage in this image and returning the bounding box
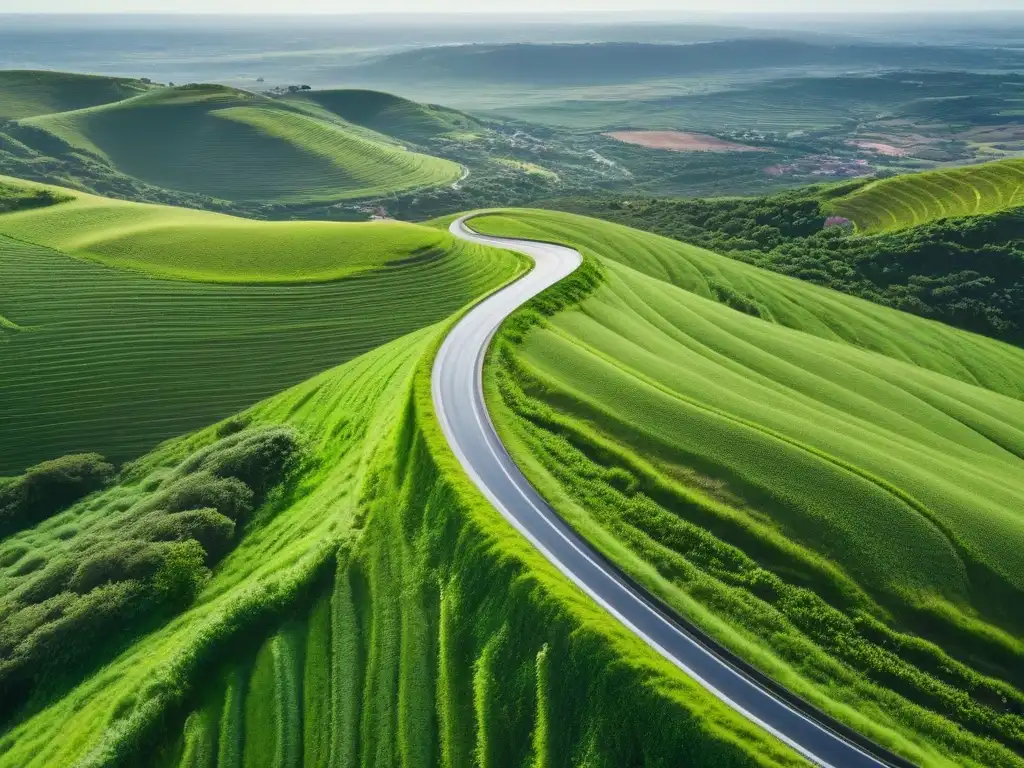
[68,540,167,594]
[0,181,67,214]
[0,426,303,724]
[547,192,1024,344]
[0,453,115,540]
[178,426,303,501]
[152,541,209,609]
[133,508,236,564]
[148,473,254,522]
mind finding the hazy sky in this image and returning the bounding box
[0,0,1018,12]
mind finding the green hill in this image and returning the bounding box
[832,159,1024,232]
[475,209,1024,768]
[0,179,521,473]
[0,70,154,120]
[17,84,461,204]
[283,88,484,143]
[0,250,800,768]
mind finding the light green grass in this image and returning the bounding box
[0,287,805,768]
[0,183,521,472]
[0,70,153,120]
[0,182,448,282]
[832,159,1024,232]
[474,209,1024,768]
[21,84,461,204]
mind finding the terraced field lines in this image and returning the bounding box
[0,230,519,472]
[833,158,1024,232]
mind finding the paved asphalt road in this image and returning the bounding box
[432,215,894,768]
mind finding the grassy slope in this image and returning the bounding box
[833,159,1024,232]
[282,88,482,143]
[0,315,804,768]
[20,84,461,204]
[0,182,519,473]
[0,70,153,120]
[0,180,447,282]
[473,209,1024,768]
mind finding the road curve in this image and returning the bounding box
[432,215,896,768]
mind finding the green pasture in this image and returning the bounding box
[833,159,1024,232]
[20,84,461,203]
[475,209,1024,768]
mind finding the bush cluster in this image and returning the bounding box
[0,425,303,722]
[0,453,115,540]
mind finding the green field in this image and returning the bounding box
[0,70,154,120]
[0,179,450,282]
[474,209,1024,768]
[17,83,461,204]
[0,312,804,768]
[0,180,520,473]
[833,159,1024,232]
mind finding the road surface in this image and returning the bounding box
[432,215,900,768]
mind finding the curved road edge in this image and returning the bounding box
[432,214,910,768]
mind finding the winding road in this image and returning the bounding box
[432,215,899,768]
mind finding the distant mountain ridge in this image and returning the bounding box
[360,39,1024,85]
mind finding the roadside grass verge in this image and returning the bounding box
[474,209,1024,768]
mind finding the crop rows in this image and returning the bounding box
[0,232,515,473]
[833,158,1024,232]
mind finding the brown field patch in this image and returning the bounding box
[848,140,910,157]
[604,130,764,153]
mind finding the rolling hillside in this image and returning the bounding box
[15,83,461,204]
[475,209,1024,768]
[0,272,802,768]
[0,179,521,473]
[0,70,153,120]
[833,159,1024,232]
[283,88,485,143]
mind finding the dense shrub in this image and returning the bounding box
[0,424,304,722]
[133,508,236,563]
[0,453,114,540]
[146,472,254,522]
[178,425,303,499]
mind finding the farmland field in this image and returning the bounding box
[474,209,1024,768]
[0,180,521,473]
[833,158,1024,232]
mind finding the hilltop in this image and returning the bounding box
[831,159,1024,232]
[1,81,461,206]
[0,70,154,120]
[282,88,485,144]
